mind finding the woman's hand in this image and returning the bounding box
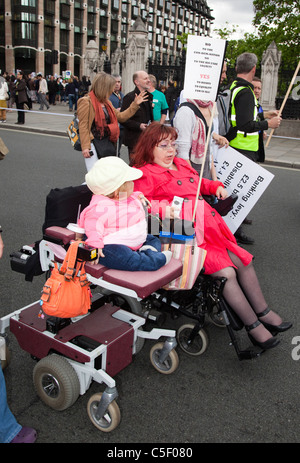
[165,206,176,219]
[82,148,93,158]
[135,90,148,105]
[138,194,151,208]
[215,186,228,200]
[212,133,229,148]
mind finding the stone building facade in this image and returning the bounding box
[1,0,214,77]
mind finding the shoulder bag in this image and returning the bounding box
[40,240,91,318]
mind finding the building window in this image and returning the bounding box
[21,0,36,6]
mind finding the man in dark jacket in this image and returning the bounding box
[14,71,28,124]
[121,70,153,158]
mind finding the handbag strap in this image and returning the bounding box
[60,240,82,280]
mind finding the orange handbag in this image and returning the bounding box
[40,241,91,318]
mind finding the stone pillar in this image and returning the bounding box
[4,0,14,73]
[122,16,149,94]
[36,1,45,74]
[83,40,108,82]
[53,0,60,76]
[260,41,281,110]
[111,47,124,76]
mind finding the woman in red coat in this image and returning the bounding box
[133,122,291,351]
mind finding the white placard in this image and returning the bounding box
[213,146,274,233]
[183,35,227,102]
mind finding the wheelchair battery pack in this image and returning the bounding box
[77,243,98,262]
[10,246,36,274]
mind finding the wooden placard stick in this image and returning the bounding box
[192,102,216,223]
[266,60,300,148]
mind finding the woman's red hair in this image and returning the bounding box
[132,122,178,167]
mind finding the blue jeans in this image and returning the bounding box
[99,235,166,271]
[0,367,21,443]
[68,94,76,110]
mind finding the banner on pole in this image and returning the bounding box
[183,35,227,102]
[213,146,274,233]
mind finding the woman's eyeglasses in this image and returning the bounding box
[157,142,178,150]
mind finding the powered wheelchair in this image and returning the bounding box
[0,184,264,433]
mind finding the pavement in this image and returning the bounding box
[1,102,300,169]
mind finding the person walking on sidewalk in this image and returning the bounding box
[37,73,50,110]
[14,71,28,124]
[0,72,9,123]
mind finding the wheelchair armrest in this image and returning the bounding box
[44,226,76,245]
[44,226,98,262]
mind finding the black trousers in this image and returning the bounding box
[16,101,25,123]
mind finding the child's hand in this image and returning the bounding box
[91,248,104,265]
[98,248,105,258]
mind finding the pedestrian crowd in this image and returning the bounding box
[0,70,92,125]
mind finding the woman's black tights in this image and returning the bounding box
[210,251,282,342]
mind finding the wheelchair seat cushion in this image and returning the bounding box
[102,258,183,299]
[85,262,107,279]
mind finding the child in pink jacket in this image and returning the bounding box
[78,156,171,271]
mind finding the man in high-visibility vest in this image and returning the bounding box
[229,53,281,162]
[228,53,281,245]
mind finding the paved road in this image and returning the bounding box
[0,129,299,445]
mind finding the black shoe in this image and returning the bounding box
[246,320,280,350]
[235,229,255,245]
[256,308,293,335]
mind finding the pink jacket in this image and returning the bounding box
[78,191,147,249]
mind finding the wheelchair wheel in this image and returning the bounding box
[209,305,227,328]
[177,323,209,356]
[87,393,121,432]
[1,346,11,370]
[33,354,80,411]
[149,342,179,375]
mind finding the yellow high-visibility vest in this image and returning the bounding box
[229,81,259,152]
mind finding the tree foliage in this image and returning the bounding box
[178,1,299,68]
[253,0,300,65]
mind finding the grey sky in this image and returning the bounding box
[208,0,256,37]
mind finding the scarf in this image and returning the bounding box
[188,99,214,164]
[89,90,119,142]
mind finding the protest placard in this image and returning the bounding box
[183,35,227,102]
[213,146,274,233]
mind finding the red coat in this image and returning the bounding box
[134,157,252,274]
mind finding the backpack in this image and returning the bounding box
[218,82,253,140]
[67,115,81,151]
[42,184,93,233]
[78,84,87,98]
[217,89,232,137]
